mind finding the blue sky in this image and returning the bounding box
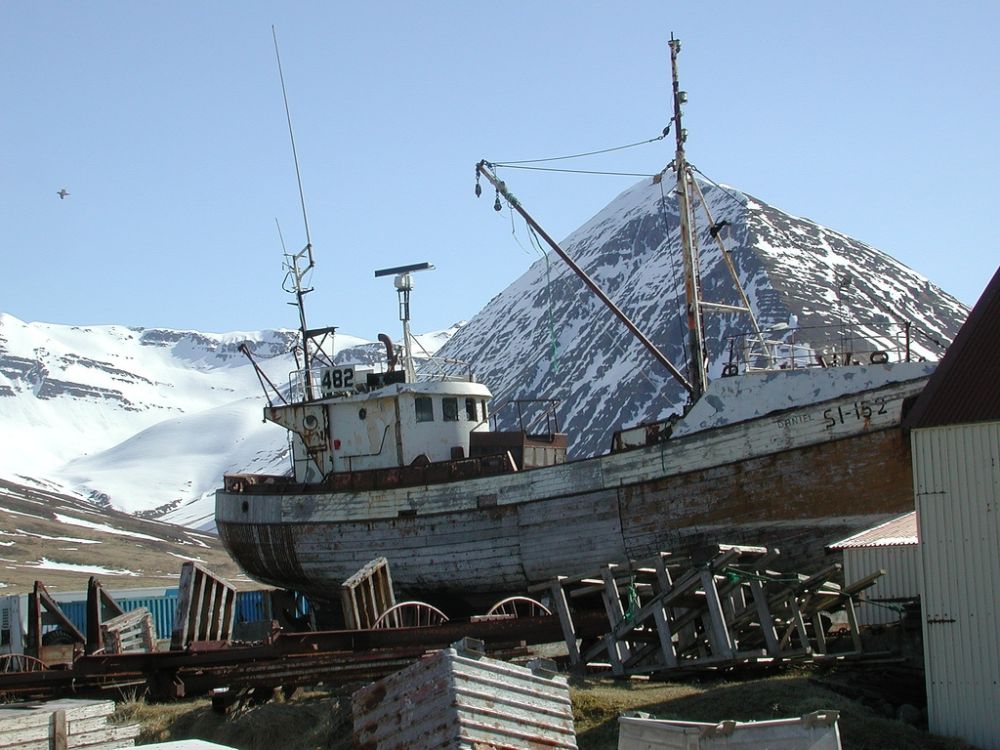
[2,3,997,341]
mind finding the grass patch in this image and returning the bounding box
[571,671,974,750]
[112,687,356,750]
[112,669,975,749]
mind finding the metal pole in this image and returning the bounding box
[669,36,707,401]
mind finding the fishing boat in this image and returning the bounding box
[215,38,938,605]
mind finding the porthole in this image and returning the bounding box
[241,501,249,513]
[359,408,367,420]
[304,414,319,429]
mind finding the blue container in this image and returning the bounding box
[44,587,304,642]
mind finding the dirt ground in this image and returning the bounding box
[116,663,975,749]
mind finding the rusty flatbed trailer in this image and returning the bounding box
[0,611,608,702]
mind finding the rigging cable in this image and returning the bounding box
[492,130,669,166]
[527,225,559,373]
[690,165,749,214]
[487,165,656,178]
[498,193,561,373]
[657,171,691,357]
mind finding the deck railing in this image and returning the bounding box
[725,320,946,374]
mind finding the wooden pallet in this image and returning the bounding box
[0,698,139,750]
[340,557,396,630]
[100,608,156,655]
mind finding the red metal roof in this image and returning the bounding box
[903,265,1000,429]
[828,511,918,549]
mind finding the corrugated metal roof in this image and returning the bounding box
[903,265,1000,429]
[828,511,918,548]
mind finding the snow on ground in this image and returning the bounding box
[28,558,139,576]
[52,513,163,540]
[2,311,457,521]
[13,530,101,544]
[54,397,286,515]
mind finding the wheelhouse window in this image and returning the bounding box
[465,398,477,421]
[415,396,434,423]
[442,397,459,422]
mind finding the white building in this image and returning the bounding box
[903,265,1000,749]
[828,512,921,627]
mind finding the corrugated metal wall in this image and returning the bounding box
[47,589,275,642]
[842,545,921,627]
[914,422,1000,749]
[57,595,179,640]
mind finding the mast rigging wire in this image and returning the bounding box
[492,130,670,166]
[488,165,656,178]
[690,165,749,214]
[656,175,691,350]
[527,225,559,373]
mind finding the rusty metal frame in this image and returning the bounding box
[0,610,608,702]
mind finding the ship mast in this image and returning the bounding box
[274,26,320,399]
[477,36,771,404]
[669,36,708,401]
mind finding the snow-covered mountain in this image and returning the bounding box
[0,171,969,530]
[0,317,457,529]
[437,172,968,457]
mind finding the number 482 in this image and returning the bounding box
[322,368,354,391]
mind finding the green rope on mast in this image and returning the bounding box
[544,252,558,373]
[529,226,559,373]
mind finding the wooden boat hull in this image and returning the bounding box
[216,365,931,601]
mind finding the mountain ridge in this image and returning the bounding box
[437,172,966,457]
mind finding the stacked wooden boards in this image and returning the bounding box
[0,699,139,750]
[352,640,577,749]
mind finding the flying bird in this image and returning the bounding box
[57,188,70,199]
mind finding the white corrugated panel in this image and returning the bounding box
[352,645,577,749]
[914,422,1000,749]
[842,545,922,626]
[139,743,237,750]
[617,711,841,749]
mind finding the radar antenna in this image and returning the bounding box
[374,262,435,382]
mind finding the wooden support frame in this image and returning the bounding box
[533,544,884,678]
[27,582,85,662]
[170,562,237,651]
[340,557,396,630]
[85,577,125,655]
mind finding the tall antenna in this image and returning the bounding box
[273,25,317,394]
[273,25,313,257]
